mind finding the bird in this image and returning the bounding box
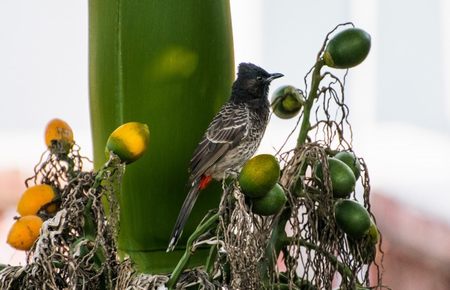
[167,63,283,252]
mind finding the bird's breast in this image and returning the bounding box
[207,108,269,180]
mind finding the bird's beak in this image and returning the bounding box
[267,72,284,82]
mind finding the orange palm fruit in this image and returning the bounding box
[44,118,74,152]
[7,215,43,251]
[17,184,58,216]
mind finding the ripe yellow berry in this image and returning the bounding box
[44,118,74,152]
[17,184,58,216]
[7,215,43,251]
[106,122,150,164]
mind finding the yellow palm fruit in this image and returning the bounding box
[17,184,58,216]
[106,122,150,164]
[45,118,74,146]
[44,118,74,152]
[7,215,43,251]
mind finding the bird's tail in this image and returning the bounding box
[167,176,210,252]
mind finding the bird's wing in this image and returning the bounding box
[189,102,249,182]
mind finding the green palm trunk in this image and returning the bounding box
[89,0,234,273]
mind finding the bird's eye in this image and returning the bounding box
[256,76,263,81]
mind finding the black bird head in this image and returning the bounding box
[231,63,284,103]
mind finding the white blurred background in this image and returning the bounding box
[0,1,449,288]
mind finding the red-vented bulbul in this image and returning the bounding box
[167,63,283,251]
